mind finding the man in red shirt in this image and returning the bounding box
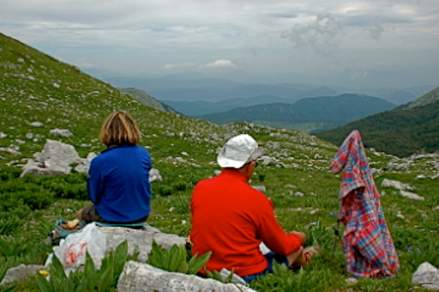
[190,134,311,282]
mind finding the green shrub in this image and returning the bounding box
[156,185,173,197]
[147,241,211,275]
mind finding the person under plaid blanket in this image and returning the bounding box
[330,130,399,278]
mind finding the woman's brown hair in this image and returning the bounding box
[99,111,141,146]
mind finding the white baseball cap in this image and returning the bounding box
[217,134,263,169]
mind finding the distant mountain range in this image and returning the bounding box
[197,94,395,132]
[317,87,439,157]
[106,76,434,106]
[120,88,175,113]
[162,95,290,116]
[107,76,340,102]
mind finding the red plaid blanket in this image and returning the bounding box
[331,130,399,278]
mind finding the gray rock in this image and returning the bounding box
[74,152,97,174]
[25,132,34,140]
[400,190,424,201]
[294,191,304,197]
[0,132,6,139]
[381,179,414,191]
[259,155,275,166]
[0,264,44,286]
[412,262,439,290]
[252,185,266,193]
[49,224,186,272]
[49,128,73,138]
[98,225,185,264]
[386,160,411,171]
[117,261,254,292]
[149,168,163,183]
[21,140,82,177]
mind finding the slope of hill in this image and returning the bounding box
[316,87,439,157]
[200,94,395,131]
[402,87,439,109]
[1,32,438,291]
[119,87,175,112]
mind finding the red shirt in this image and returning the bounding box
[190,169,302,277]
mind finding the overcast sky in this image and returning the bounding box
[1,0,438,89]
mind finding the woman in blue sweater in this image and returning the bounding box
[77,111,152,223]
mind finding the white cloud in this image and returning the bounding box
[204,59,238,69]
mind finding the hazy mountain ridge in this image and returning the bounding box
[162,95,290,116]
[119,87,175,113]
[317,87,439,157]
[199,94,395,132]
[106,76,340,102]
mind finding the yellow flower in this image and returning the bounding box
[38,270,49,277]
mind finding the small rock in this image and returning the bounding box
[25,132,34,139]
[416,175,427,180]
[181,151,189,156]
[149,168,163,183]
[346,277,358,285]
[53,82,60,88]
[310,209,319,215]
[400,190,424,201]
[294,191,304,197]
[381,179,414,191]
[0,132,7,139]
[30,121,43,128]
[433,206,439,211]
[412,262,439,290]
[252,185,266,192]
[0,264,44,286]
[396,211,405,220]
[50,128,73,138]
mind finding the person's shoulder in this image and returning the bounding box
[245,185,273,206]
[194,176,215,189]
[133,145,151,155]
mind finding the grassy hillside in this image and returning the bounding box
[200,94,395,132]
[1,32,438,291]
[317,88,439,157]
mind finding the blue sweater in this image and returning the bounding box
[87,144,152,223]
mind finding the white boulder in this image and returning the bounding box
[412,262,439,290]
[117,261,255,292]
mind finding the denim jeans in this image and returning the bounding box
[242,252,289,283]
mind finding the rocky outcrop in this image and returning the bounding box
[20,140,92,177]
[381,179,414,191]
[117,261,254,292]
[412,262,439,290]
[381,178,424,200]
[0,264,44,286]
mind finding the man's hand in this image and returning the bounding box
[291,231,306,244]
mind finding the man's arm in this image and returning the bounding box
[255,197,304,256]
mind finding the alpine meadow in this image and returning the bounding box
[0,30,438,292]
